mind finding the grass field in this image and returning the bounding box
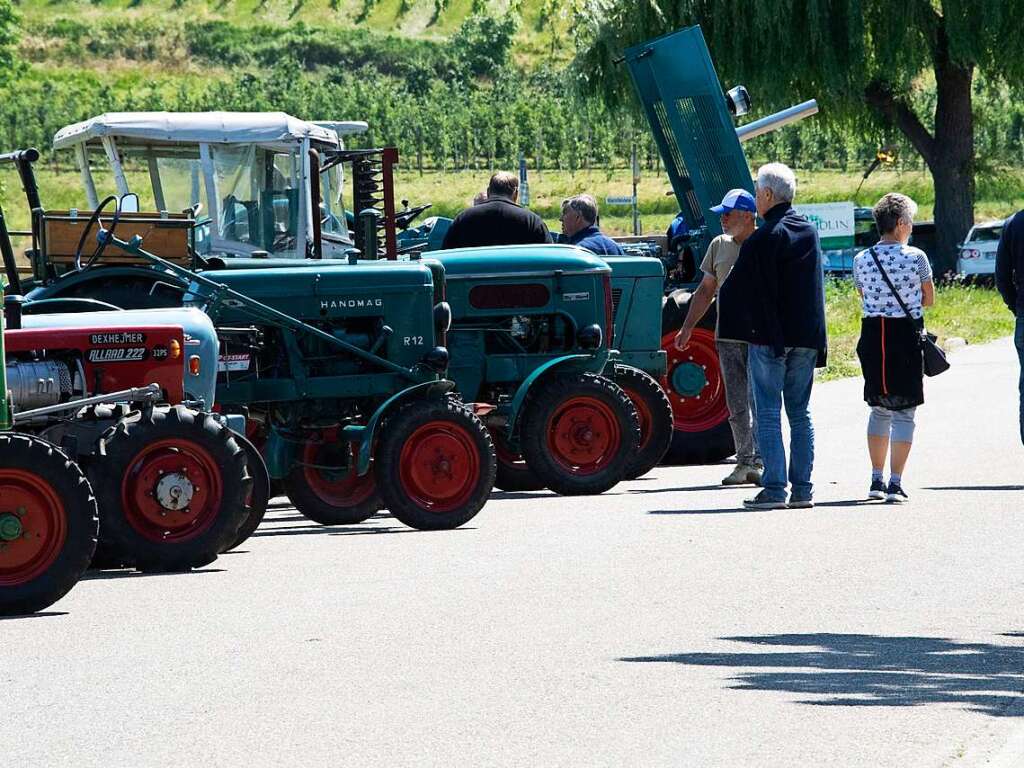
[820,280,1015,381]
[3,164,1022,240]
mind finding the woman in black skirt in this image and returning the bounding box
[853,193,935,503]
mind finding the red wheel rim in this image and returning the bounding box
[661,329,730,433]
[620,384,653,452]
[300,429,376,507]
[121,438,224,543]
[399,421,480,513]
[0,470,67,586]
[544,396,621,476]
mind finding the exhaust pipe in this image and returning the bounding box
[735,100,819,143]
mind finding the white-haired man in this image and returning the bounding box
[675,189,761,485]
[718,163,827,510]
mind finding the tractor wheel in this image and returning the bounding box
[90,405,251,571]
[284,429,382,525]
[222,432,271,552]
[518,373,641,496]
[660,290,735,465]
[0,433,98,616]
[612,364,674,479]
[375,397,496,530]
[491,429,546,492]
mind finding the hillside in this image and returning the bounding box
[2,0,1023,235]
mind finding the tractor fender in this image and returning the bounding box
[506,351,609,438]
[343,379,456,476]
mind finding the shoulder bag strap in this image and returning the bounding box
[868,246,917,324]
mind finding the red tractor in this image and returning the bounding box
[2,299,255,576]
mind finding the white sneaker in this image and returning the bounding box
[723,465,757,485]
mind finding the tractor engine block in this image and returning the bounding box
[4,359,75,410]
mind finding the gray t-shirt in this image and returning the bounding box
[699,234,741,339]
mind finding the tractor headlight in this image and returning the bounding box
[423,346,450,373]
[577,323,604,351]
[726,85,751,117]
[433,301,452,334]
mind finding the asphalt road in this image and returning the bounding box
[4,338,1023,768]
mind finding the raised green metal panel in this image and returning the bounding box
[624,26,754,258]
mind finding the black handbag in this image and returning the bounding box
[869,247,950,377]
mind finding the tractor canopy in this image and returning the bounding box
[52,111,364,262]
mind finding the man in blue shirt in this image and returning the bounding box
[560,194,624,255]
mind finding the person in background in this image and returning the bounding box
[442,171,551,249]
[718,162,828,510]
[472,190,488,205]
[559,194,624,256]
[674,189,761,485]
[995,207,1024,446]
[853,193,934,503]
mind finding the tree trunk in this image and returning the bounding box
[864,25,975,277]
[929,58,975,276]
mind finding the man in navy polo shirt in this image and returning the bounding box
[560,194,624,256]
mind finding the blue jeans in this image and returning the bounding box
[1015,317,1024,447]
[748,345,818,500]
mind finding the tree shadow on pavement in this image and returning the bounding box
[621,633,1024,717]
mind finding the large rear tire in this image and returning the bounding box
[284,429,382,526]
[90,405,251,571]
[223,432,271,551]
[660,290,735,465]
[491,429,546,492]
[518,373,641,496]
[376,397,496,530]
[612,364,674,479]
[0,434,98,616]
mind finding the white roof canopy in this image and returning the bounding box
[53,111,342,150]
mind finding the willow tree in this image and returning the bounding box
[577,0,1024,272]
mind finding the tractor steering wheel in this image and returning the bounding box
[395,203,432,231]
[73,194,123,271]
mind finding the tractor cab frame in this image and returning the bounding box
[46,111,367,269]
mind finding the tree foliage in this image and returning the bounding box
[577,0,1024,268]
[0,0,19,73]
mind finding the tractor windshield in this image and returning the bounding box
[319,163,348,240]
[74,139,314,259]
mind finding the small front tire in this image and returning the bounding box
[376,397,496,530]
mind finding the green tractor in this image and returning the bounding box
[431,245,661,495]
[69,208,497,531]
[11,119,660,499]
[397,26,817,466]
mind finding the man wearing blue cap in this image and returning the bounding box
[675,188,762,485]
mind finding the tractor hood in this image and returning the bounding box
[191,263,435,310]
[432,245,611,279]
[602,255,666,279]
[21,307,219,406]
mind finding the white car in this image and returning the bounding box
[957,220,1005,276]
